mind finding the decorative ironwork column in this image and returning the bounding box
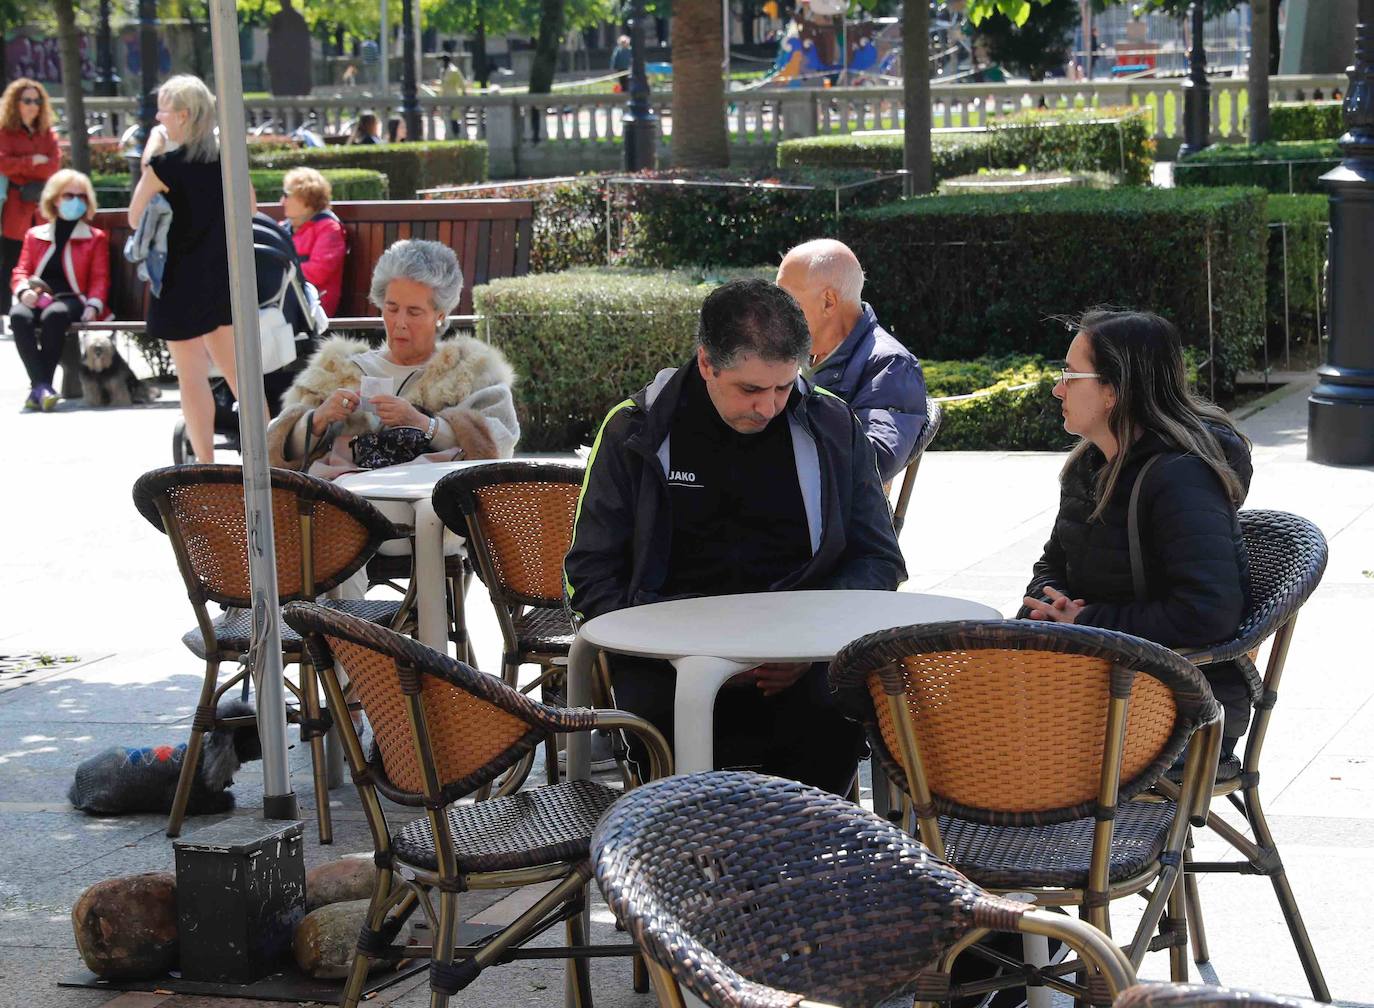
[127,0,160,179]
[1179,2,1210,158]
[1309,0,1374,465]
[623,0,658,171]
[400,0,421,141]
[95,0,119,97]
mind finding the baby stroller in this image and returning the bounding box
[171,214,328,464]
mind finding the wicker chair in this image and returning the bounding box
[1116,982,1322,1008]
[1157,510,1331,1003]
[432,460,586,786]
[829,620,1223,996]
[132,464,405,844]
[593,769,1136,1008]
[891,396,943,536]
[284,601,671,1008]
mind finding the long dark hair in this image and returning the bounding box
[1066,309,1248,520]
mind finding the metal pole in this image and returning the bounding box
[95,0,119,97]
[130,0,160,174]
[208,0,299,819]
[623,0,658,170]
[400,0,420,141]
[1180,1,1211,157]
[722,0,731,86]
[379,0,390,92]
[1309,0,1374,465]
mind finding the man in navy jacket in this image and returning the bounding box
[564,279,905,794]
[777,238,927,483]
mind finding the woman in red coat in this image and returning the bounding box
[280,166,347,316]
[0,78,61,314]
[10,170,109,411]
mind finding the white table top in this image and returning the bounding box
[336,456,582,502]
[579,590,1004,664]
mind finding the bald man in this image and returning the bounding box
[776,239,927,483]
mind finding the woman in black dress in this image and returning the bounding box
[128,74,241,463]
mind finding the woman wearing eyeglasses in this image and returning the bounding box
[0,78,61,314]
[1019,309,1254,774]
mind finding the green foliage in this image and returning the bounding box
[778,107,1154,186]
[1265,194,1328,358]
[90,168,389,208]
[842,186,1268,393]
[248,141,488,198]
[1174,141,1342,194]
[473,266,772,450]
[931,368,1071,451]
[1270,101,1345,142]
[612,167,904,269]
[967,0,1049,25]
[973,0,1080,81]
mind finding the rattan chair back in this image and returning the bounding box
[133,464,397,607]
[1115,982,1320,1008]
[594,770,1132,1008]
[286,601,594,807]
[432,461,585,610]
[830,620,1220,825]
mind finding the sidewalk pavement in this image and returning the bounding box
[1,337,1371,1007]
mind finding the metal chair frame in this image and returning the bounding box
[891,396,943,537]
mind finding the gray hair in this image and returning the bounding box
[698,278,811,371]
[157,75,218,163]
[782,238,865,306]
[368,239,465,315]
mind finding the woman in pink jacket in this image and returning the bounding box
[280,167,347,316]
[0,78,61,314]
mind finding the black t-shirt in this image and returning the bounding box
[661,366,812,599]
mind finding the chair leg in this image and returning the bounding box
[341,868,396,1008]
[428,889,461,1008]
[1182,845,1209,964]
[565,894,593,1008]
[167,658,219,838]
[632,952,650,994]
[644,959,688,1008]
[299,658,333,845]
[1166,869,1189,983]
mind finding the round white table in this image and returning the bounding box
[338,457,577,654]
[565,589,1003,778]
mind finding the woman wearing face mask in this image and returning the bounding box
[9,170,109,411]
[0,78,61,315]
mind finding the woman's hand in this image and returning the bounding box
[312,386,359,435]
[1021,585,1086,624]
[371,394,427,431]
[80,303,97,322]
[17,288,38,309]
[31,153,48,165]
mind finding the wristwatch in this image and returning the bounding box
[423,415,439,442]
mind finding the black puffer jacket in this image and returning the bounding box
[1021,426,1252,648]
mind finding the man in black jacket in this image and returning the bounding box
[564,279,905,794]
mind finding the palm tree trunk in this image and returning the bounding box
[903,0,931,194]
[671,0,729,168]
[1249,0,1270,143]
[54,0,90,174]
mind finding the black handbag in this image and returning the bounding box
[350,424,432,470]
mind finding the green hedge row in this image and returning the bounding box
[1265,194,1328,357]
[925,356,1070,451]
[249,140,487,198]
[778,107,1155,186]
[474,267,773,450]
[91,168,389,209]
[840,186,1267,393]
[1270,101,1344,141]
[428,177,608,273]
[1174,140,1341,194]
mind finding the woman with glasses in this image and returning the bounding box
[279,166,346,316]
[0,78,60,314]
[1020,309,1254,775]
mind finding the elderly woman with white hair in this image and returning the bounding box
[267,238,519,476]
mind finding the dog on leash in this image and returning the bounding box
[68,699,262,816]
[77,330,161,407]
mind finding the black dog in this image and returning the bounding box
[68,700,262,816]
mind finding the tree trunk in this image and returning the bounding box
[53,0,89,174]
[1248,0,1270,143]
[473,3,489,88]
[671,0,729,168]
[902,0,931,194]
[529,0,564,93]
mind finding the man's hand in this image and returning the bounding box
[750,661,809,697]
[371,394,427,431]
[1021,585,1085,624]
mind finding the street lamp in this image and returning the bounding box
[127,0,160,180]
[95,0,119,97]
[1308,0,1374,465]
[1179,1,1210,158]
[623,0,658,170]
[400,0,421,141]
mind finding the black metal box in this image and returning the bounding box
[173,818,306,984]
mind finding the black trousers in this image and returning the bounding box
[0,236,22,314]
[1203,658,1253,742]
[609,655,864,796]
[10,297,77,389]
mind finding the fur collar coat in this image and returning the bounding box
[267,333,519,478]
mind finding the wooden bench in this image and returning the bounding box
[60,198,532,395]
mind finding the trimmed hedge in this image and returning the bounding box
[1265,194,1328,357]
[1271,101,1344,141]
[473,267,772,450]
[841,186,1267,393]
[90,168,389,209]
[249,140,487,198]
[1174,141,1341,194]
[778,107,1154,186]
[925,356,1070,451]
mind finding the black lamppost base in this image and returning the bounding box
[1308,391,1374,465]
[623,113,658,171]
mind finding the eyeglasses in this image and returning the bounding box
[1058,368,1102,384]
[20,97,42,106]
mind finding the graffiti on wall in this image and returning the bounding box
[6,34,94,82]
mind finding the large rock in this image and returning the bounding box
[305,857,377,911]
[293,898,390,980]
[72,873,178,978]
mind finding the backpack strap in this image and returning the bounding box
[1127,454,1163,603]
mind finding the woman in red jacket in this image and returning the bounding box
[280,166,346,316]
[0,78,60,314]
[10,170,109,411]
